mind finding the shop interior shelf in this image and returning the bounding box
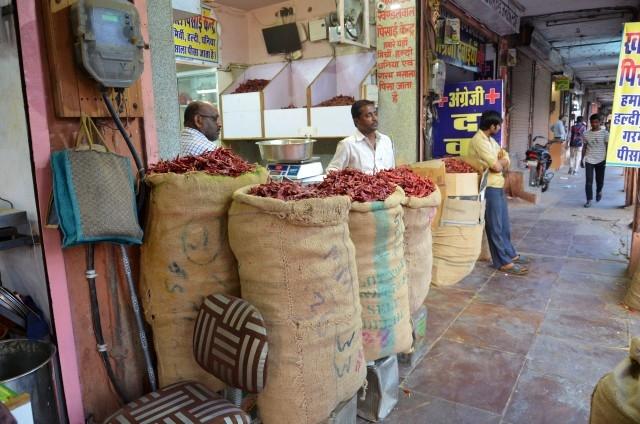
[263,57,332,138]
[221,62,287,140]
[309,52,376,138]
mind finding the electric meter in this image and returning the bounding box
[71,0,144,88]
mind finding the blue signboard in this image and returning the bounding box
[433,79,504,158]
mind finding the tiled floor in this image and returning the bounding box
[364,168,638,423]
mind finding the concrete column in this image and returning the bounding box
[147,0,180,159]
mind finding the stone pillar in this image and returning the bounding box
[147,0,180,159]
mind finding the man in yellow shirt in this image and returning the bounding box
[466,110,528,275]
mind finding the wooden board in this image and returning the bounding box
[41,0,144,118]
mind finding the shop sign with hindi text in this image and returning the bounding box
[433,80,503,157]
[173,7,219,65]
[606,22,640,167]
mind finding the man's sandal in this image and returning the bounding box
[499,264,529,276]
[513,255,530,264]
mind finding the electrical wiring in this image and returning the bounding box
[0,196,13,209]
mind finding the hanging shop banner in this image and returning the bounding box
[433,80,504,158]
[173,7,219,64]
[606,22,640,168]
[555,77,571,91]
[377,0,418,164]
[444,18,461,44]
[435,18,481,72]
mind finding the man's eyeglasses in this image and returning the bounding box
[198,114,218,120]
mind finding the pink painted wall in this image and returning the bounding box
[16,1,159,422]
[15,2,84,422]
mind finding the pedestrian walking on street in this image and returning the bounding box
[568,116,586,175]
[467,110,529,275]
[550,115,568,143]
[582,114,609,208]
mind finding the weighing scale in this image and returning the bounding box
[266,157,325,183]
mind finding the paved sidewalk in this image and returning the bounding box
[368,168,636,423]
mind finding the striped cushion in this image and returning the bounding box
[193,294,268,393]
[103,381,249,424]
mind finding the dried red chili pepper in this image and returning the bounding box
[147,148,256,177]
[377,167,436,198]
[442,157,476,174]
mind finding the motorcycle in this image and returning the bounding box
[525,136,554,192]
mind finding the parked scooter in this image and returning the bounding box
[525,136,554,192]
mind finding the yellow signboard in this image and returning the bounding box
[555,77,570,91]
[173,10,219,64]
[606,22,640,167]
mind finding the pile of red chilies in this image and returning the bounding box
[315,95,356,107]
[317,169,396,202]
[232,79,270,94]
[147,149,256,177]
[377,167,436,198]
[249,181,323,201]
[443,157,477,173]
[250,169,396,202]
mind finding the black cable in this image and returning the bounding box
[85,244,128,404]
[0,196,13,209]
[101,89,146,214]
[119,244,157,392]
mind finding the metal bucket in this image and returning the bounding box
[0,339,60,424]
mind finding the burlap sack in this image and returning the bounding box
[228,187,366,424]
[432,224,484,287]
[478,230,492,262]
[349,187,412,361]
[590,338,640,424]
[402,187,441,313]
[140,167,268,389]
[624,269,640,310]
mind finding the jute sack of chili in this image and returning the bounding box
[590,338,640,424]
[431,223,484,287]
[228,186,366,424]
[140,150,268,390]
[348,186,412,361]
[377,168,441,314]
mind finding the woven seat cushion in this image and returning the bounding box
[193,294,268,393]
[103,381,250,424]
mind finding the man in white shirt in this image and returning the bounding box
[581,113,609,208]
[326,100,395,174]
[180,101,222,157]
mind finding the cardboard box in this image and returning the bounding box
[440,196,486,226]
[444,172,480,197]
[409,160,446,186]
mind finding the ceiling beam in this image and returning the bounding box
[522,6,637,21]
[551,40,621,48]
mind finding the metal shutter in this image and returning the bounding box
[508,52,534,167]
[532,63,552,143]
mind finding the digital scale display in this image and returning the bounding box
[266,161,324,181]
[267,164,301,178]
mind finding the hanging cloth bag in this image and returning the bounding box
[51,115,143,247]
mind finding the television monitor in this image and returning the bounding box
[262,23,302,54]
